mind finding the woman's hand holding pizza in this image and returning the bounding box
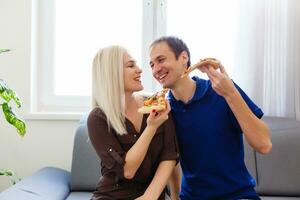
[146,100,171,129]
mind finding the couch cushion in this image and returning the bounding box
[64,192,172,200]
[0,167,70,200]
[70,114,102,191]
[256,117,300,196]
[65,192,92,200]
[261,197,300,200]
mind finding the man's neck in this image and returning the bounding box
[171,77,196,104]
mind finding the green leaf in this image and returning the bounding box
[0,169,14,176]
[0,169,20,185]
[0,49,10,54]
[2,102,26,136]
[0,79,21,107]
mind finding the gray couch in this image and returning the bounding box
[244,117,300,199]
[0,116,299,200]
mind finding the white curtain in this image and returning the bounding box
[233,0,300,120]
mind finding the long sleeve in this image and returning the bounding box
[87,108,126,179]
[158,114,179,164]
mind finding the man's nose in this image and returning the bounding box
[152,64,162,74]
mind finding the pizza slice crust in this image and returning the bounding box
[137,104,166,114]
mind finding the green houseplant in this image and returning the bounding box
[0,49,26,184]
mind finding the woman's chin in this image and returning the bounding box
[135,85,144,92]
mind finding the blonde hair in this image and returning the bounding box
[92,45,127,135]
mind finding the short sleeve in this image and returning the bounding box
[87,108,126,179]
[158,113,180,164]
[229,81,264,133]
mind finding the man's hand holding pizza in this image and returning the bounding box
[197,58,237,98]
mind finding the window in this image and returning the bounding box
[54,0,142,96]
[166,0,238,78]
[34,0,144,112]
[33,0,239,113]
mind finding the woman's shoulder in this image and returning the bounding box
[88,107,107,121]
[87,107,110,137]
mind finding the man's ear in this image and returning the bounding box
[180,51,189,66]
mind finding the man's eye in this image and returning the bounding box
[158,59,164,63]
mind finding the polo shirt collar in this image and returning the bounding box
[168,76,210,104]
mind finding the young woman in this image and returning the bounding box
[88,45,179,200]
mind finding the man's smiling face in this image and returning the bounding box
[150,42,187,88]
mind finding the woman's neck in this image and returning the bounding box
[124,92,140,114]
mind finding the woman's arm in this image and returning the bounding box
[124,102,171,179]
[136,160,176,200]
[136,107,179,200]
[88,106,169,180]
[168,164,181,200]
[123,123,157,179]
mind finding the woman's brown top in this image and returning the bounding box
[87,108,179,200]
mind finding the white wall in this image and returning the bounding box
[0,0,79,191]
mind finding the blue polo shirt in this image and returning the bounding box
[168,76,263,200]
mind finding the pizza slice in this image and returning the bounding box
[138,89,169,114]
[182,57,221,77]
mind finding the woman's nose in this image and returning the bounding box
[136,66,142,73]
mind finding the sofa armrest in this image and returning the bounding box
[0,167,71,200]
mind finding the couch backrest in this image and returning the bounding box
[254,116,300,196]
[243,137,257,184]
[70,114,101,191]
[70,115,300,195]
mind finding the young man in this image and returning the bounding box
[149,36,272,200]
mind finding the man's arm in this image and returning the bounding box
[201,65,272,154]
[224,87,272,154]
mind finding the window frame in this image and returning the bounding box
[32,0,167,114]
[31,0,237,116]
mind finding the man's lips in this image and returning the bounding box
[158,72,168,82]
